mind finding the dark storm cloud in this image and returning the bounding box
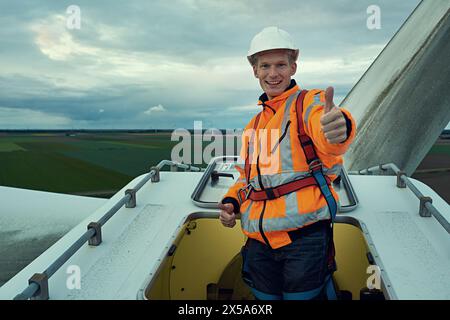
[0,0,421,129]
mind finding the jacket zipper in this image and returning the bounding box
[256,154,265,191]
[258,200,271,248]
[248,106,273,187]
[271,120,291,154]
[256,100,290,249]
[255,106,274,248]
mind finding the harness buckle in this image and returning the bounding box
[237,184,253,204]
[309,159,323,173]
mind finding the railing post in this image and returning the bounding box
[125,189,136,208]
[396,171,406,188]
[87,222,102,246]
[29,273,49,300]
[419,196,432,217]
[150,166,160,182]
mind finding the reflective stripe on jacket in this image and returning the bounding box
[222,80,356,249]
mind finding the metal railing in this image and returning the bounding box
[13,160,202,300]
[349,163,450,234]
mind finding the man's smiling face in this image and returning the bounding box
[253,49,297,100]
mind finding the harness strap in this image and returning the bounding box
[245,175,331,201]
[244,112,262,185]
[311,169,337,221]
[296,90,337,222]
[296,90,317,164]
[242,89,337,221]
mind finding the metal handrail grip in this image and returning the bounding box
[12,160,202,300]
[15,194,131,299]
[401,174,450,234]
[349,163,450,234]
[134,172,154,191]
[98,194,131,226]
[156,160,203,172]
[133,160,202,190]
[13,283,39,300]
[44,228,96,279]
[14,228,96,300]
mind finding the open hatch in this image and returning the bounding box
[146,157,376,300]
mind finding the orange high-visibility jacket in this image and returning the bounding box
[222,80,356,249]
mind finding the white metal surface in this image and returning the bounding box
[343,175,450,299]
[0,172,210,299]
[0,170,448,300]
[0,186,106,286]
[0,186,105,239]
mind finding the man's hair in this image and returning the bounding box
[249,49,297,67]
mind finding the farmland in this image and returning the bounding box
[0,131,239,197]
[0,132,177,196]
[0,131,448,201]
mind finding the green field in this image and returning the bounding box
[0,141,26,152]
[0,133,176,195]
[0,132,238,197]
[0,132,447,198]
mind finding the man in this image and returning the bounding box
[218,26,356,300]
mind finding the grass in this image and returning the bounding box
[0,132,447,198]
[0,142,26,152]
[0,132,238,195]
[0,133,175,194]
[0,148,131,193]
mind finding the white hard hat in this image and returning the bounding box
[247,26,299,65]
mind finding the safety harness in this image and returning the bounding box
[238,89,337,222]
[239,89,339,300]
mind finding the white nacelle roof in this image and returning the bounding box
[0,168,449,300]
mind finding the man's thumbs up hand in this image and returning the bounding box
[320,86,348,144]
[218,202,236,228]
[324,86,334,114]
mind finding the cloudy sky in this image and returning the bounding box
[0,0,432,129]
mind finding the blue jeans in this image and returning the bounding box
[241,220,336,300]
